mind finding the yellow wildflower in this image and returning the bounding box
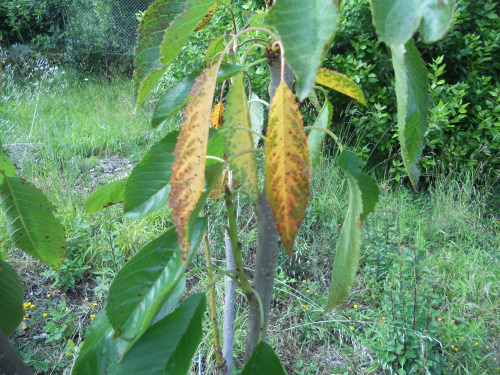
[306,289,310,293]
[354,304,358,309]
[486,345,490,350]
[314,292,318,296]
[93,302,97,306]
[23,318,26,321]
[350,326,354,331]
[474,341,479,346]
[22,326,27,330]
[438,318,442,322]
[302,280,306,283]
[46,294,50,298]
[65,308,68,312]
[85,297,88,301]
[30,305,35,308]
[43,313,48,317]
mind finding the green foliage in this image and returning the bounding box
[242,342,287,375]
[0,259,23,335]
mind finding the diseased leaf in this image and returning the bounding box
[124,131,178,219]
[169,65,219,263]
[308,100,333,169]
[249,93,264,148]
[265,81,311,256]
[391,40,429,191]
[84,179,125,215]
[194,1,218,31]
[419,0,456,43]
[0,260,23,336]
[134,0,218,110]
[266,0,340,101]
[0,176,66,270]
[107,294,206,375]
[223,74,258,201]
[152,77,195,130]
[315,68,367,107]
[326,150,379,311]
[205,35,225,66]
[242,342,287,375]
[210,102,224,129]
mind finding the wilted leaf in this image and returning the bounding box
[265,81,311,256]
[242,342,287,375]
[391,40,429,191]
[124,131,178,219]
[210,102,224,129]
[84,179,125,215]
[326,150,379,311]
[308,100,333,168]
[223,74,258,201]
[152,77,195,130]
[169,65,218,263]
[0,176,66,270]
[315,68,367,107]
[0,260,23,336]
[266,0,340,101]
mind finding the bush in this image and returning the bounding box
[323,0,499,182]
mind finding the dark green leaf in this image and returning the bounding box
[124,131,179,219]
[0,148,15,184]
[107,294,206,375]
[308,100,333,168]
[152,77,195,130]
[326,150,379,311]
[370,0,420,45]
[266,0,340,101]
[391,40,429,191]
[206,128,225,167]
[0,260,23,336]
[84,179,125,215]
[242,342,287,375]
[0,176,66,270]
[217,63,248,83]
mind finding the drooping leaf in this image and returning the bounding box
[107,217,206,342]
[326,150,379,311]
[242,342,287,375]
[371,0,456,45]
[308,100,333,169]
[0,176,66,270]
[315,68,367,107]
[266,0,340,101]
[419,0,456,43]
[194,1,218,31]
[71,310,128,375]
[152,77,195,130]
[210,102,224,129]
[391,40,429,191]
[124,131,178,219]
[169,65,218,263]
[249,93,264,148]
[204,35,225,66]
[0,260,23,336]
[134,0,218,110]
[217,63,248,83]
[265,81,311,256]
[0,148,15,184]
[223,74,258,201]
[107,294,206,375]
[84,179,125,215]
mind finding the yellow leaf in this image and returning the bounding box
[210,102,224,129]
[195,1,218,31]
[223,74,258,201]
[265,81,311,256]
[169,65,219,263]
[209,168,227,200]
[315,68,367,107]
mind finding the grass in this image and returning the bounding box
[1,66,498,374]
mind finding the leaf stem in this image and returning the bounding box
[206,155,226,164]
[249,287,265,343]
[227,148,265,165]
[304,126,344,151]
[247,98,270,107]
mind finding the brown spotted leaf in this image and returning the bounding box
[265,81,311,256]
[169,65,219,263]
[210,102,224,129]
[315,68,367,107]
[223,74,258,201]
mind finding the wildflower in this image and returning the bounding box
[43,313,48,317]
[455,348,458,352]
[85,297,88,301]
[458,338,462,343]
[486,345,490,350]
[302,280,306,283]
[314,292,318,296]
[25,313,29,317]
[438,317,442,322]
[86,307,90,310]
[451,345,455,349]
[381,317,386,324]
[65,308,68,312]
[350,326,354,331]
[302,305,306,308]
[348,317,352,320]
[450,338,453,342]
[23,302,31,309]
[30,305,35,308]
[23,318,26,321]
[93,302,97,306]
[90,314,96,321]
[474,342,479,346]
[354,304,358,309]
[493,358,497,361]
[46,294,50,298]
[306,289,310,293]
[22,326,27,330]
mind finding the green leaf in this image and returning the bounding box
[217,63,247,83]
[206,128,225,167]
[249,93,264,148]
[124,131,178,219]
[204,35,225,66]
[107,216,206,342]
[0,260,24,336]
[391,40,429,191]
[0,148,15,184]
[419,0,456,43]
[242,342,287,375]
[266,0,340,101]
[326,150,379,311]
[107,294,206,375]
[134,0,218,110]
[84,179,125,215]
[308,100,333,169]
[223,74,258,201]
[71,311,128,375]
[152,77,195,130]
[0,176,66,270]
[315,68,367,107]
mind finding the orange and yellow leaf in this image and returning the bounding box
[265,81,311,256]
[210,102,224,129]
[315,68,367,107]
[169,65,219,263]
